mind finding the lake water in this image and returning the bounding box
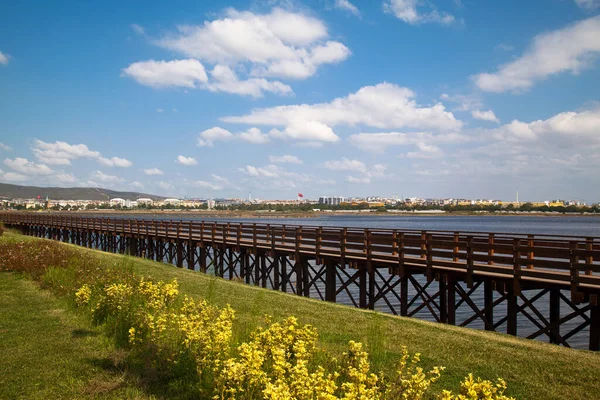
[86,213,600,348]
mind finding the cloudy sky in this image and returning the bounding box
[1,0,599,202]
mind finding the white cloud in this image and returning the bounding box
[131,181,145,189]
[155,8,350,80]
[0,50,9,65]
[54,172,77,183]
[197,127,234,147]
[316,179,336,185]
[197,126,270,146]
[4,157,54,176]
[90,171,125,184]
[32,140,100,165]
[348,131,467,153]
[473,16,600,92]
[157,181,174,190]
[346,175,371,184]
[239,164,280,178]
[207,65,293,98]
[325,158,390,185]
[399,143,444,159]
[439,93,483,112]
[0,171,28,182]
[324,158,367,173]
[224,83,461,144]
[574,0,599,9]
[491,107,600,145]
[144,168,164,176]
[238,127,271,144]
[471,109,500,123]
[0,143,12,151]
[191,180,223,191]
[131,23,145,35]
[98,156,133,168]
[211,174,229,184]
[384,0,456,25]
[157,108,164,113]
[269,155,302,164]
[176,155,198,166]
[32,140,131,167]
[122,59,208,88]
[334,0,360,16]
[268,120,340,143]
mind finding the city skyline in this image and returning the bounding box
[1,1,600,202]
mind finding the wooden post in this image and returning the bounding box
[590,303,600,351]
[513,238,522,296]
[466,236,474,288]
[426,233,433,282]
[359,265,367,308]
[507,283,517,336]
[527,235,534,269]
[447,278,456,325]
[570,241,580,303]
[453,232,459,262]
[549,288,560,344]
[261,253,267,288]
[240,248,246,282]
[484,280,494,330]
[325,259,336,302]
[176,223,183,268]
[281,255,288,292]
[488,233,494,265]
[400,275,408,316]
[199,245,207,273]
[586,238,594,276]
[273,253,280,290]
[439,275,447,323]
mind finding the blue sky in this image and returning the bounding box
[1,0,599,202]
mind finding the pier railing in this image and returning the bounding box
[2,212,599,350]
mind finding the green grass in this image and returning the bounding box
[0,271,153,400]
[2,231,600,399]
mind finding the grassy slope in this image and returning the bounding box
[2,231,600,399]
[0,272,153,400]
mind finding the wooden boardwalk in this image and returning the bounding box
[3,213,600,350]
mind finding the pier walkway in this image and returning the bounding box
[2,213,599,350]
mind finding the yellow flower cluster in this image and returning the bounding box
[216,316,338,400]
[74,284,91,306]
[176,297,234,372]
[385,346,444,399]
[74,278,516,400]
[341,341,381,399]
[103,282,134,311]
[438,374,515,400]
[138,278,179,310]
[215,319,444,400]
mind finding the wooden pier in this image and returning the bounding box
[2,213,600,350]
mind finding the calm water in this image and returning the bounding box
[85,214,600,348]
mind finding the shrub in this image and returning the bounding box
[438,374,515,400]
[0,222,4,237]
[1,237,515,400]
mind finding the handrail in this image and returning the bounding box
[1,213,599,293]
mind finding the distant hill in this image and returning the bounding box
[0,183,165,201]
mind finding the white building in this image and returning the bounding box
[318,196,347,206]
[109,198,126,206]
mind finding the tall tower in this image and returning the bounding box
[516,191,519,205]
[248,191,252,203]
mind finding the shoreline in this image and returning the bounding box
[8,209,600,218]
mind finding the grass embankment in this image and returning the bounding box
[1,231,599,399]
[0,272,151,399]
